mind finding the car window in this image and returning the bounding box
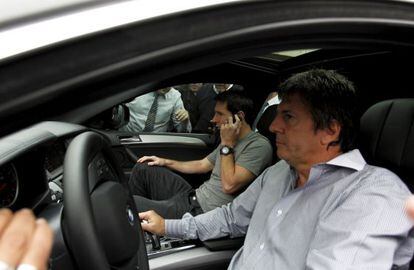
[110,83,244,134]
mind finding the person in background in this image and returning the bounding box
[120,87,191,133]
[178,83,203,128]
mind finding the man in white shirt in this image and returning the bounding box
[120,87,191,133]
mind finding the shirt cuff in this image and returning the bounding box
[165,219,185,239]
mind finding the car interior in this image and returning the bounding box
[2,1,414,269]
[2,47,414,270]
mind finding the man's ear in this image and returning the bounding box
[321,120,341,146]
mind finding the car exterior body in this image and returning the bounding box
[1,1,414,269]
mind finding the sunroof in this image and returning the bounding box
[259,49,320,62]
[275,49,319,57]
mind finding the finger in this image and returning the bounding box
[176,113,184,121]
[234,114,240,123]
[137,156,149,163]
[0,208,13,236]
[405,196,414,219]
[139,156,156,164]
[138,211,152,221]
[20,219,53,270]
[140,222,150,232]
[227,116,234,125]
[0,209,36,268]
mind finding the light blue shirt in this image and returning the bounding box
[166,149,414,269]
[120,88,191,132]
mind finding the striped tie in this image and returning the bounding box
[143,93,160,131]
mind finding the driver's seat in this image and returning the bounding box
[359,98,414,268]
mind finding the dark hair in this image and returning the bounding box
[215,91,254,125]
[278,69,358,152]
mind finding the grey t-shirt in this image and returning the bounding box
[196,131,272,212]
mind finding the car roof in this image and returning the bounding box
[0,0,241,62]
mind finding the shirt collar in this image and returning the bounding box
[325,149,366,171]
[156,87,176,99]
[213,84,233,94]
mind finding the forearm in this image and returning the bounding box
[165,159,208,174]
[165,173,264,240]
[220,154,239,193]
[165,206,245,241]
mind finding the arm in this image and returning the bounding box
[220,115,252,194]
[306,174,413,270]
[220,154,256,194]
[140,169,267,240]
[138,156,214,174]
[219,115,272,194]
[172,95,191,133]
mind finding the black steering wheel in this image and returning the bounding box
[63,131,149,270]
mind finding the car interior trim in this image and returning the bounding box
[120,135,207,147]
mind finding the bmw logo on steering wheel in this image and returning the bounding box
[126,206,135,226]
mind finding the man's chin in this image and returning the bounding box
[276,149,287,161]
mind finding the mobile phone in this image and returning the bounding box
[234,112,244,122]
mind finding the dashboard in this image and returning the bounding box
[0,121,87,211]
[0,163,19,207]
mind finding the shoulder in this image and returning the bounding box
[242,132,273,150]
[168,88,182,98]
[341,165,412,204]
[260,160,291,184]
[361,165,411,194]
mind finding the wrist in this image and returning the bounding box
[220,141,236,148]
[163,159,171,166]
[220,145,234,156]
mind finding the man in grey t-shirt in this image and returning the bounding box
[128,91,273,219]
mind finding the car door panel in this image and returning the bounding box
[102,131,218,187]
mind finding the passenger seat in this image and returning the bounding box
[255,104,278,163]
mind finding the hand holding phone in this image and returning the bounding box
[233,111,244,124]
[221,113,242,146]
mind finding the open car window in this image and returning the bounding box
[93,83,244,134]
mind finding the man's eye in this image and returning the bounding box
[283,114,292,121]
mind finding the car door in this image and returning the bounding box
[92,84,226,186]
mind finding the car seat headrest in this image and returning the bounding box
[360,99,414,191]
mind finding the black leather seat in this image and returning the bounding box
[255,104,279,163]
[359,99,414,192]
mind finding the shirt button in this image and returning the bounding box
[259,243,265,250]
[276,209,283,216]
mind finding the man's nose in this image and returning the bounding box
[269,115,282,134]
